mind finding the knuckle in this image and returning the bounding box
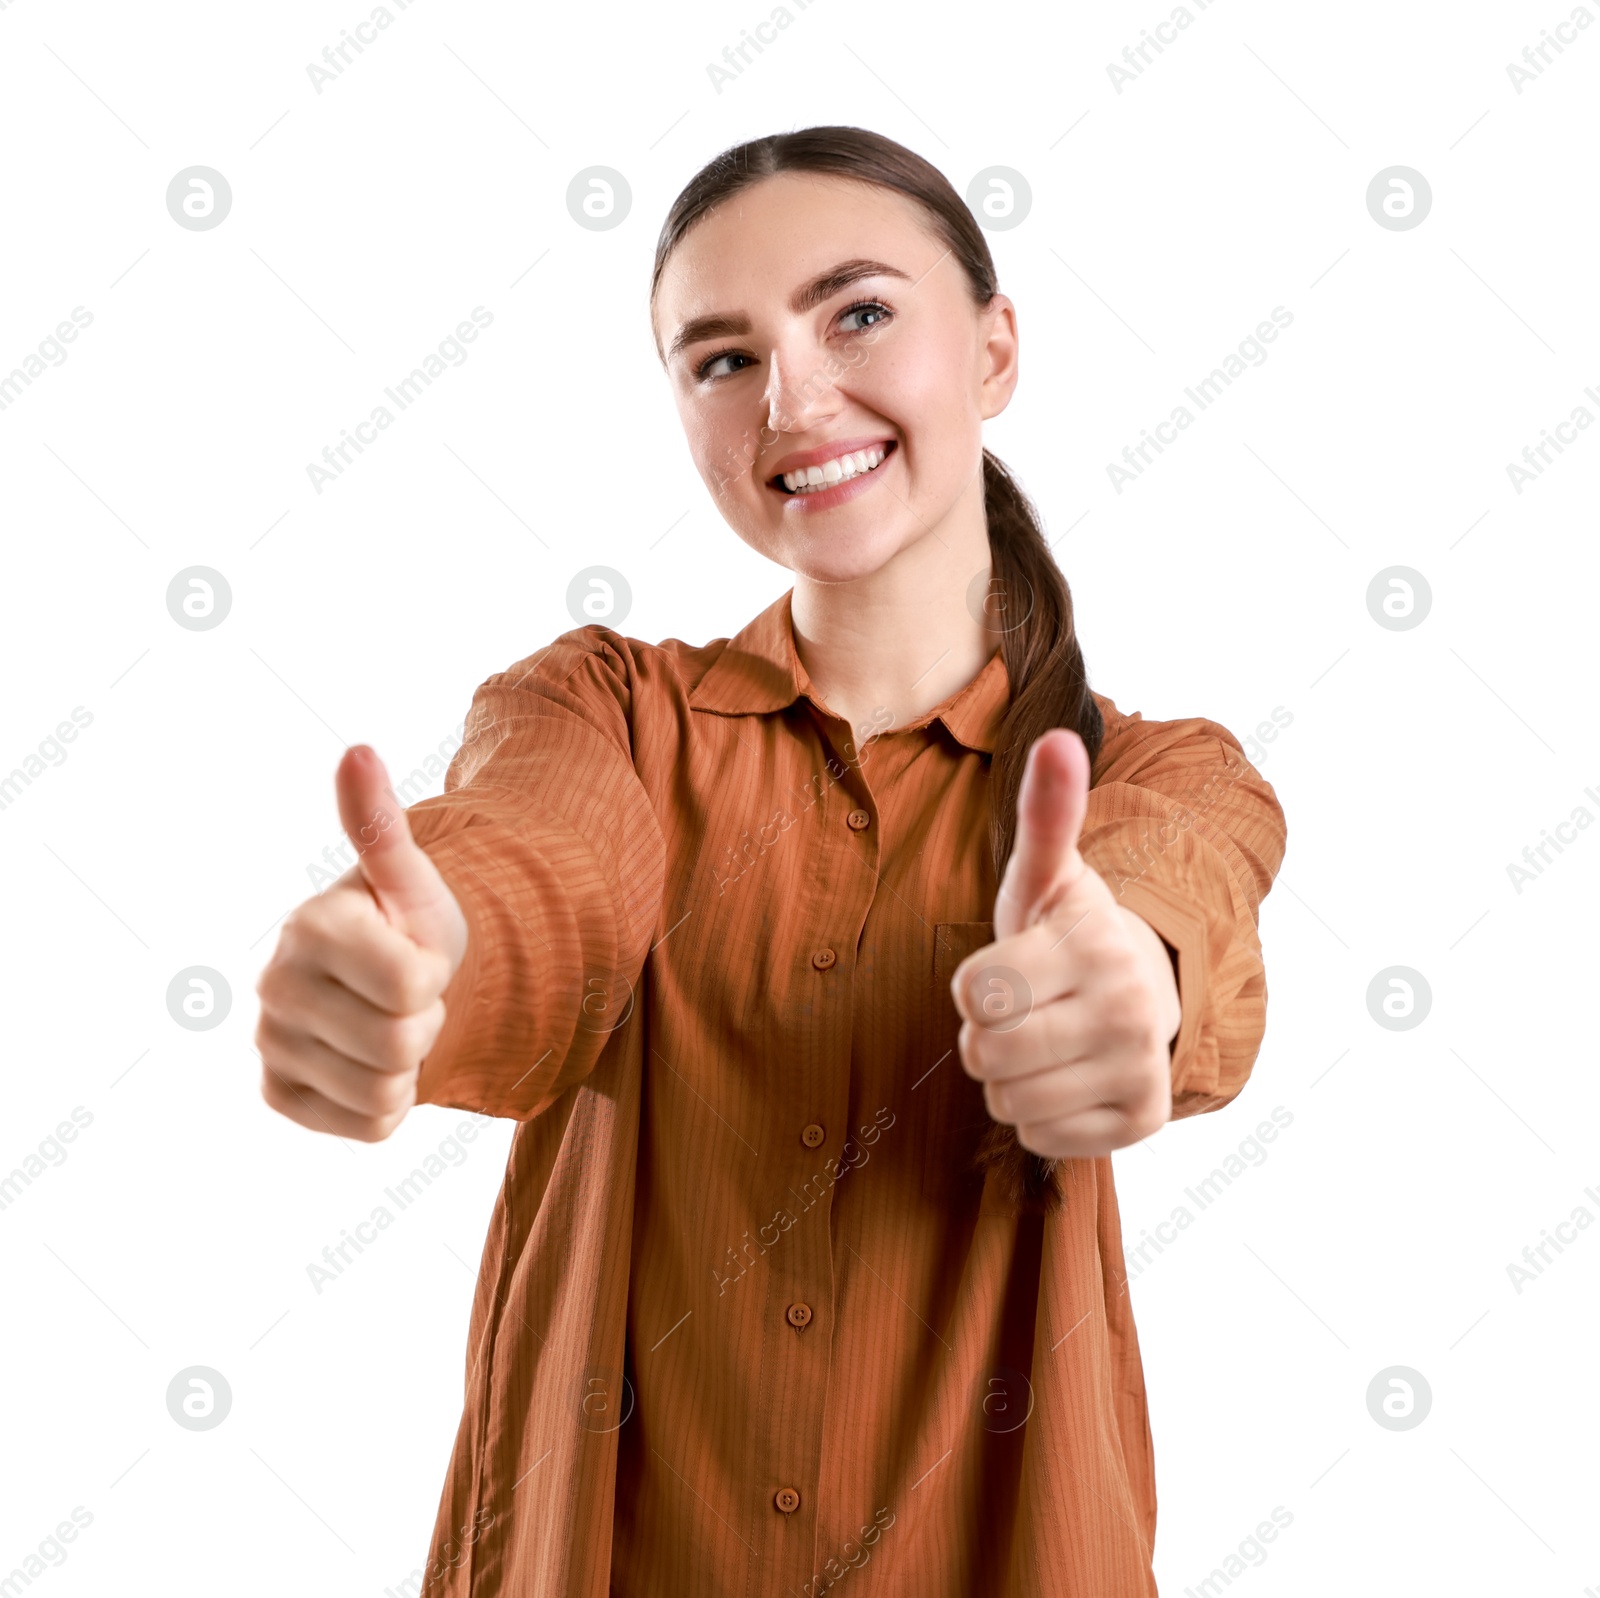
[1126,1086,1169,1141]
[373,1063,419,1116]
[1101,980,1147,1037]
[372,1011,426,1073]
[962,1027,996,1079]
[259,1066,292,1115]
[1016,1123,1050,1157]
[253,1015,278,1067]
[277,909,317,962]
[254,961,282,1009]
[391,951,441,1016]
[367,1017,412,1073]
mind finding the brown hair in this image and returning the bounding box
[650,126,1103,1213]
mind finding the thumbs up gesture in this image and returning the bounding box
[255,746,469,1141]
[950,729,1180,1160]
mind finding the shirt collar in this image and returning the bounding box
[688,587,1011,755]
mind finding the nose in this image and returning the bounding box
[764,344,842,437]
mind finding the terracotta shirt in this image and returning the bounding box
[402,588,1287,1598]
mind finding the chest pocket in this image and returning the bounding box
[933,921,996,1004]
[920,922,996,1202]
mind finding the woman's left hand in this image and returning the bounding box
[950,728,1181,1160]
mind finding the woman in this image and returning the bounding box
[256,126,1287,1597]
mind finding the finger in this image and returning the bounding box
[952,885,1124,1024]
[1016,1102,1158,1160]
[959,998,1133,1085]
[995,729,1090,939]
[259,959,442,1074]
[290,888,455,1015]
[336,745,464,960]
[260,1063,414,1143]
[979,1054,1135,1128]
[257,1011,421,1120]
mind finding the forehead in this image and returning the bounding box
[655,172,948,323]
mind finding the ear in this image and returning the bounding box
[978,293,1020,423]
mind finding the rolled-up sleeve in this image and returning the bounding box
[1076,694,1289,1118]
[403,631,667,1121]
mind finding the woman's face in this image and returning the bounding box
[652,172,1018,586]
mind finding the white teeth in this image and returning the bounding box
[781,446,889,494]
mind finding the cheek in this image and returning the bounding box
[681,407,756,492]
[860,336,980,459]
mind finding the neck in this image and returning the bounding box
[789,469,1002,741]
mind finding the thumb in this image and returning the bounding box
[995,729,1090,938]
[336,744,465,964]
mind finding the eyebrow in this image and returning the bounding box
[665,258,913,363]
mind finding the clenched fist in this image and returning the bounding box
[255,745,468,1142]
[950,728,1181,1160]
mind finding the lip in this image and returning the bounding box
[765,438,898,512]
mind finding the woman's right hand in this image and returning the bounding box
[255,745,470,1142]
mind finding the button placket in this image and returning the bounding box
[752,713,881,1581]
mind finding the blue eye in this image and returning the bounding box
[692,298,894,382]
[838,299,892,333]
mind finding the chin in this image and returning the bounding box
[784,525,915,586]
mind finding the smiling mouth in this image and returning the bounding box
[769,440,897,495]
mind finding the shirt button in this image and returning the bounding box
[786,1302,813,1328]
[774,1487,801,1514]
[846,808,871,831]
[800,1123,825,1148]
[811,948,836,970]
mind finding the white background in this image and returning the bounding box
[1,0,1596,1593]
